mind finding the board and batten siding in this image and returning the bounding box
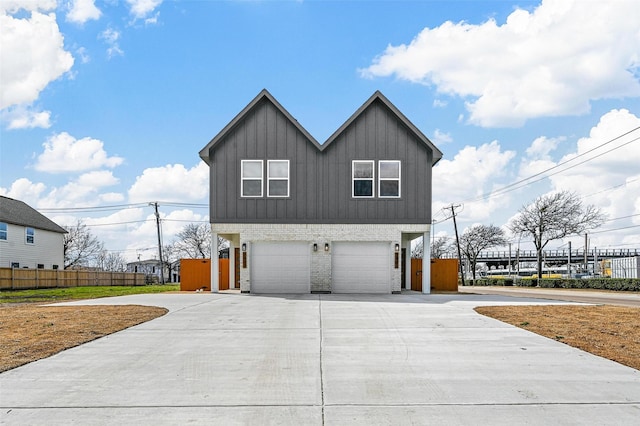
[205,94,436,225]
[0,223,64,269]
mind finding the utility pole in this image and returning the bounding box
[568,241,572,278]
[584,233,588,273]
[449,204,465,286]
[151,202,165,285]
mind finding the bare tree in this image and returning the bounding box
[174,223,211,258]
[96,250,127,272]
[63,220,104,269]
[162,243,180,283]
[460,224,507,283]
[432,236,453,259]
[508,191,606,279]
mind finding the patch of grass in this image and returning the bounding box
[0,305,168,372]
[476,305,640,371]
[0,285,180,304]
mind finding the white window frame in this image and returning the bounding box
[25,227,35,245]
[352,160,375,198]
[241,160,263,197]
[378,160,401,198]
[0,222,7,241]
[267,160,290,198]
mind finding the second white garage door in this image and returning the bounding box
[251,242,310,293]
[332,242,391,293]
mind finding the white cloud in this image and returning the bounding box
[525,136,563,160]
[0,3,74,109]
[361,0,640,127]
[76,46,90,64]
[0,178,47,207]
[99,27,124,58]
[2,105,51,129]
[433,141,516,220]
[126,0,162,21]
[39,171,121,208]
[66,0,101,24]
[128,163,209,203]
[34,132,124,173]
[548,109,640,219]
[432,129,452,145]
[433,99,447,108]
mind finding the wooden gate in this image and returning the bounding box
[411,258,459,292]
[180,258,230,291]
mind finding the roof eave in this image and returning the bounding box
[199,89,323,164]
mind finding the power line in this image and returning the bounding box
[462,127,640,204]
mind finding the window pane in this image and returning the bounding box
[269,180,288,196]
[353,162,373,178]
[380,161,399,178]
[0,222,6,240]
[243,180,262,196]
[380,180,399,197]
[26,228,35,244]
[354,180,373,197]
[242,161,262,178]
[268,161,288,178]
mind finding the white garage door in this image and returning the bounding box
[251,242,310,293]
[332,242,391,293]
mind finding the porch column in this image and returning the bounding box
[229,242,236,289]
[404,239,412,290]
[422,231,431,294]
[211,229,219,293]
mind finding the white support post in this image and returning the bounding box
[404,239,412,290]
[211,229,219,293]
[229,242,236,289]
[422,231,431,294]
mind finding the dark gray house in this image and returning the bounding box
[199,90,442,294]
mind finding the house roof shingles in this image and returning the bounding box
[0,196,67,234]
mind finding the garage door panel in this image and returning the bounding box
[332,242,390,293]
[251,242,310,293]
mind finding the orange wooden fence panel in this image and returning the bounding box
[179,259,229,291]
[411,258,459,292]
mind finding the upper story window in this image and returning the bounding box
[26,227,35,245]
[352,160,375,198]
[0,222,7,241]
[379,161,401,198]
[267,160,290,197]
[241,160,263,197]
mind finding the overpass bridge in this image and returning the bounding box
[444,248,640,270]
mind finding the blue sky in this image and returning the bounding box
[2,0,639,262]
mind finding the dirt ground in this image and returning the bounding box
[476,305,640,371]
[0,305,167,372]
[1,303,638,373]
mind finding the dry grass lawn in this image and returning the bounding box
[476,305,640,371]
[0,305,167,372]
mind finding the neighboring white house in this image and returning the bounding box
[0,196,67,269]
[126,259,168,283]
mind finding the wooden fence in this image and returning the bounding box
[411,258,459,292]
[0,267,146,290]
[179,259,230,291]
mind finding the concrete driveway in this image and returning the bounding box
[1,292,639,425]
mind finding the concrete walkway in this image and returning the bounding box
[1,293,639,425]
[458,285,640,307]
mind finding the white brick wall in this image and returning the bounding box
[212,223,428,293]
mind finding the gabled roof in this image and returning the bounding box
[0,196,67,234]
[199,89,323,164]
[199,89,443,165]
[324,90,443,164]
